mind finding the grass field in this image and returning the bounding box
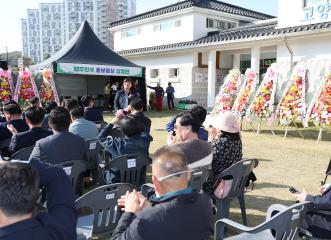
[104,110,331,229]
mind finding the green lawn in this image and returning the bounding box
[104,110,331,232]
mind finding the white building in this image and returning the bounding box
[39,3,65,61]
[22,0,136,63]
[22,9,42,63]
[110,0,331,108]
[21,19,29,60]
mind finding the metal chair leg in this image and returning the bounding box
[217,199,230,238]
[238,195,247,226]
[218,199,230,221]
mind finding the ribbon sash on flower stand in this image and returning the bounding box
[14,68,40,108]
[247,65,278,135]
[306,63,331,143]
[211,69,243,116]
[41,68,60,105]
[0,69,14,104]
[232,68,258,131]
[276,62,306,139]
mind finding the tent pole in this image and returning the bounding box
[86,76,89,96]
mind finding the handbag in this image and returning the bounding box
[214,179,233,199]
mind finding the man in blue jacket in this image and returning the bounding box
[97,115,151,183]
[97,115,150,160]
[112,145,213,240]
[293,183,331,239]
[0,159,77,240]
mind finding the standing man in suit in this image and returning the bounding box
[293,183,331,239]
[0,160,77,240]
[166,82,175,110]
[29,106,86,165]
[8,106,52,155]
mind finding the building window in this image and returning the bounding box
[150,69,159,78]
[121,28,142,38]
[154,20,181,32]
[169,68,179,78]
[206,18,237,30]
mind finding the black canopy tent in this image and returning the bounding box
[30,21,146,108]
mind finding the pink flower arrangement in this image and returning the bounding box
[307,65,331,127]
[0,69,13,105]
[212,69,242,115]
[232,69,257,114]
[41,69,56,103]
[249,67,277,118]
[277,63,306,125]
[14,68,40,108]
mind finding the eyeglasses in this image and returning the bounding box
[155,170,189,182]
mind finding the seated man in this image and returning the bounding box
[62,98,79,111]
[29,106,86,164]
[0,104,29,156]
[29,96,40,107]
[43,101,58,130]
[166,105,208,141]
[9,106,52,155]
[97,115,150,160]
[0,160,77,240]
[293,183,331,239]
[168,111,212,169]
[127,98,151,133]
[0,104,29,143]
[69,107,98,141]
[112,145,213,240]
[81,96,104,123]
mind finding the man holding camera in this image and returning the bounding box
[293,183,331,239]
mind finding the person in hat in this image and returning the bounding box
[202,111,242,195]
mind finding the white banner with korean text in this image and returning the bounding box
[56,63,143,77]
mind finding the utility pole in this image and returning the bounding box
[6,46,8,62]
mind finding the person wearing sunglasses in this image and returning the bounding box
[112,145,213,240]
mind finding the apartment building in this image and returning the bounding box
[22,0,136,63]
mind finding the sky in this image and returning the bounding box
[0,0,278,53]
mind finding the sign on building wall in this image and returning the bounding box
[303,2,331,22]
[56,63,143,77]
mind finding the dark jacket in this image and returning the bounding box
[147,86,164,97]
[303,187,331,238]
[84,107,103,123]
[29,131,86,164]
[9,127,53,155]
[0,160,77,240]
[0,119,29,142]
[203,135,242,194]
[114,89,138,111]
[97,123,150,159]
[166,86,175,98]
[112,191,213,240]
[133,112,151,133]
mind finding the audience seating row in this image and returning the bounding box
[6,134,317,240]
